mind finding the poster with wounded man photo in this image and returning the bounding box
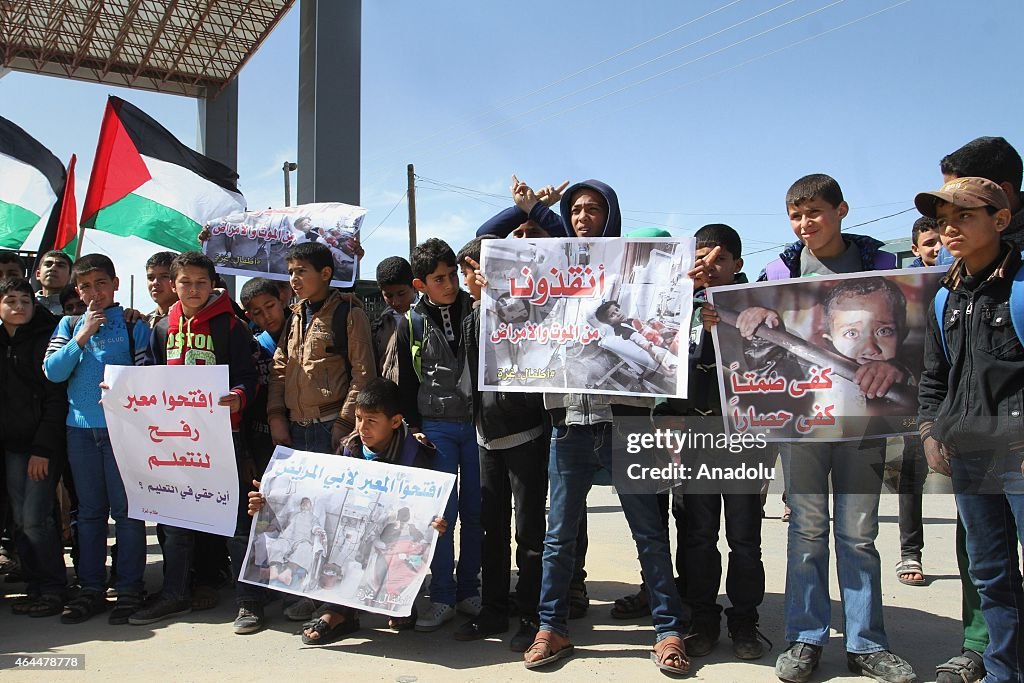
[202,202,366,288]
[479,237,694,397]
[239,447,454,617]
[708,267,946,441]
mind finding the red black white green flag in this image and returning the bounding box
[0,115,67,251]
[81,96,245,253]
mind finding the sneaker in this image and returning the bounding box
[108,593,144,625]
[730,622,772,660]
[510,618,539,653]
[128,597,192,625]
[455,595,482,617]
[686,622,720,657]
[283,597,316,621]
[775,642,822,683]
[846,650,916,683]
[568,581,589,620]
[453,614,508,641]
[935,649,985,683]
[414,602,454,632]
[233,601,265,635]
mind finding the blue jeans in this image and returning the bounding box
[538,422,686,639]
[952,451,1024,683]
[422,418,481,605]
[782,441,888,653]
[66,427,146,596]
[289,421,334,453]
[4,451,67,596]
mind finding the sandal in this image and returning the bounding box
[190,584,220,611]
[895,558,926,586]
[524,630,574,670]
[29,594,65,618]
[651,635,690,676]
[300,613,360,645]
[568,582,588,619]
[935,649,985,683]
[611,584,650,619]
[389,605,417,631]
[60,592,109,624]
[10,594,39,615]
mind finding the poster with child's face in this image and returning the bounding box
[479,237,694,397]
[708,267,946,441]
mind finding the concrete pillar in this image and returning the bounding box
[297,0,361,205]
[198,78,240,295]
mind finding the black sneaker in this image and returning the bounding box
[128,597,192,625]
[686,622,720,657]
[452,615,508,641]
[510,618,539,653]
[108,592,144,625]
[730,622,772,660]
[935,649,984,683]
[846,650,916,683]
[568,581,588,620]
[233,601,265,635]
[775,642,822,683]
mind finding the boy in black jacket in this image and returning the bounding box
[916,177,1024,683]
[0,277,68,617]
[456,238,548,652]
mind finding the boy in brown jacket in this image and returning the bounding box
[267,242,376,455]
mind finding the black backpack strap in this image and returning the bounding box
[327,299,351,370]
[127,319,137,365]
[153,317,170,364]
[209,313,233,366]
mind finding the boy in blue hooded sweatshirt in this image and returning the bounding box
[44,254,151,626]
[520,180,690,676]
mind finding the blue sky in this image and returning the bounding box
[1,0,1020,304]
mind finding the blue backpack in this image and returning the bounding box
[933,255,1024,362]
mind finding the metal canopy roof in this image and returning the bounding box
[1,0,296,98]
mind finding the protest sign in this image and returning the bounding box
[708,267,945,441]
[239,447,455,617]
[479,237,694,397]
[202,202,366,287]
[102,365,239,536]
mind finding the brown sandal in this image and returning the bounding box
[651,635,690,675]
[524,630,574,669]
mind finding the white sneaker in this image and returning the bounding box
[414,602,454,631]
[455,595,482,617]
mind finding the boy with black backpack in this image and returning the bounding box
[126,252,262,632]
[267,241,376,455]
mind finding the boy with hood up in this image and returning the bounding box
[514,179,691,675]
[129,252,264,633]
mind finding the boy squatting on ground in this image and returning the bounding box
[0,277,68,618]
[43,254,151,626]
[915,176,1024,683]
[247,378,447,643]
[124,252,263,630]
[704,174,915,683]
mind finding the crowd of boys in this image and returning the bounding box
[1,134,1023,682]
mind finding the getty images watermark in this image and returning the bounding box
[611,417,774,496]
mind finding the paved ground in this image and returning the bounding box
[0,464,965,682]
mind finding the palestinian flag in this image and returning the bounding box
[81,96,245,253]
[34,154,79,261]
[0,116,66,250]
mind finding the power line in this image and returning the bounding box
[434,0,908,163]
[407,0,805,160]
[742,206,916,257]
[362,0,749,164]
[361,190,408,243]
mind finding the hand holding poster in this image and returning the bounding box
[202,202,366,288]
[102,365,239,536]
[708,267,945,441]
[239,447,455,617]
[479,237,694,397]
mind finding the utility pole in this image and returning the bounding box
[283,161,297,206]
[407,163,417,255]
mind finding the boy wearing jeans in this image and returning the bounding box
[44,254,150,625]
[398,237,480,631]
[1,277,68,617]
[916,177,1024,683]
